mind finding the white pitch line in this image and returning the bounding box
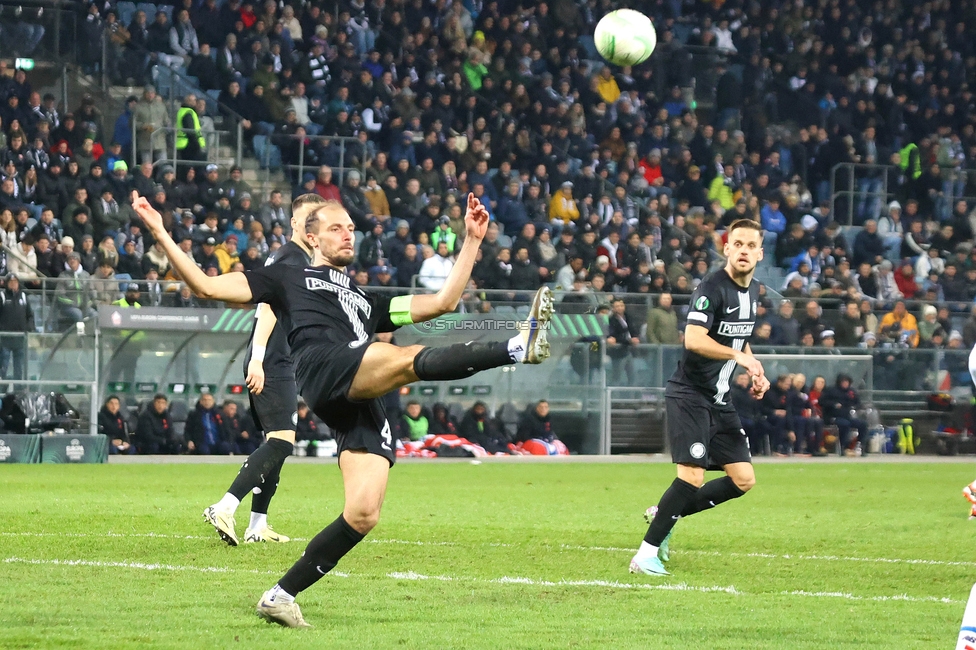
[3,531,973,571]
[1,557,958,605]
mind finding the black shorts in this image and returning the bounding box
[293,341,396,466]
[665,382,751,470]
[249,377,298,434]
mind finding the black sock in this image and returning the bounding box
[227,438,293,502]
[249,462,281,515]
[680,476,745,518]
[413,342,512,381]
[278,515,365,595]
[644,478,699,546]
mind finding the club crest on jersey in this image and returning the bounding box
[690,443,706,459]
[716,321,755,337]
[695,296,709,310]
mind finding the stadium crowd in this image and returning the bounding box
[3,1,976,392]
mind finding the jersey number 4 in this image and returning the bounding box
[380,420,392,451]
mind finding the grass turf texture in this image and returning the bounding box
[0,462,971,649]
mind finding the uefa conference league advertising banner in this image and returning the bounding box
[0,434,108,463]
[40,435,108,464]
[0,434,41,463]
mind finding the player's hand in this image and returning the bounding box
[736,351,764,380]
[464,192,489,241]
[245,358,266,395]
[751,374,770,399]
[131,192,164,235]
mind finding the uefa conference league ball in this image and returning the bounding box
[594,9,657,67]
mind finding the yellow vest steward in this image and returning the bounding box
[175,107,205,150]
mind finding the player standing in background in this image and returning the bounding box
[202,194,324,545]
[631,219,770,576]
[961,345,976,517]
[133,194,554,627]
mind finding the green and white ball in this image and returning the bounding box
[594,9,657,67]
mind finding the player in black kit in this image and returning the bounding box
[133,193,554,627]
[630,219,771,576]
[202,194,325,546]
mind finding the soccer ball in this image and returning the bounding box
[594,9,657,67]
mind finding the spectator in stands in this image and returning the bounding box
[428,403,456,436]
[878,300,919,348]
[313,166,341,202]
[399,400,429,442]
[295,399,325,443]
[135,394,178,454]
[645,292,680,344]
[834,301,866,348]
[820,375,868,456]
[763,375,796,456]
[730,372,765,455]
[789,373,826,456]
[418,240,453,291]
[852,220,885,267]
[606,297,640,385]
[218,399,258,455]
[185,392,232,455]
[56,254,95,322]
[133,85,169,163]
[0,274,33,380]
[460,401,510,455]
[98,394,133,455]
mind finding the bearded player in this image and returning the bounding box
[630,219,770,576]
[133,193,553,626]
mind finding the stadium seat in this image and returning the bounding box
[447,402,465,423]
[116,1,136,25]
[496,402,520,439]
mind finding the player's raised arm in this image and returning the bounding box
[132,195,253,304]
[684,323,764,378]
[401,193,489,323]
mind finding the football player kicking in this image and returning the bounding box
[631,219,770,576]
[202,194,324,546]
[133,193,554,627]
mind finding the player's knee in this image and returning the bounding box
[734,474,756,492]
[344,506,381,534]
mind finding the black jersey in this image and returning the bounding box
[245,264,399,355]
[669,269,761,405]
[243,241,312,379]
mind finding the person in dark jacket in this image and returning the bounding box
[819,374,868,455]
[428,403,456,435]
[730,372,765,455]
[606,297,640,385]
[97,394,133,454]
[0,274,34,380]
[852,219,885,267]
[185,392,232,455]
[135,394,179,454]
[761,375,795,455]
[788,373,826,456]
[217,399,260,455]
[459,401,510,454]
[295,400,328,442]
[339,170,372,231]
[516,400,557,444]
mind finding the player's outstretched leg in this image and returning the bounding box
[257,450,387,628]
[346,287,554,401]
[204,437,294,546]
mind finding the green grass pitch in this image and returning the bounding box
[1,460,973,649]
